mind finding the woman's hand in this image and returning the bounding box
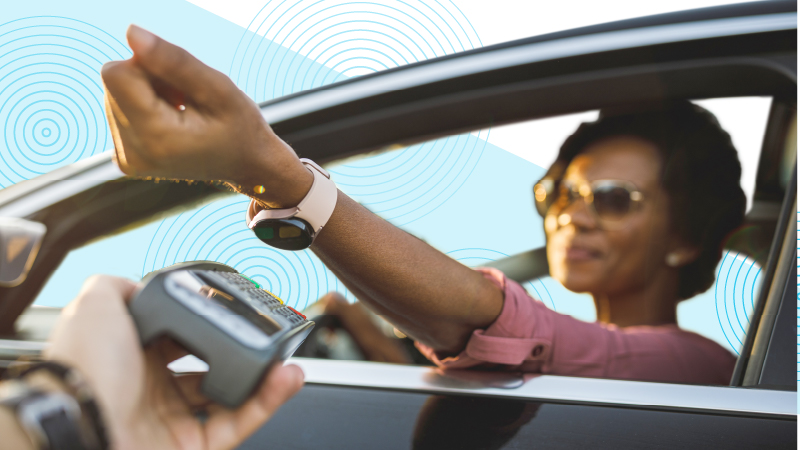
[45,275,304,450]
[318,293,411,364]
[101,25,312,208]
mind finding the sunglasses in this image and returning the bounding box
[533,179,645,228]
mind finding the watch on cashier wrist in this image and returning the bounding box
[246,158,338,250]
[1,362,108,450]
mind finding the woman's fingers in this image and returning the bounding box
[126,25,231,107]
[102,26,260,182]
[102,59,173,129]
[103,91,158,176]
[102,57,188,177]
[203,364,304,450]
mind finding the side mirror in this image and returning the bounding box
[0,218,46,287]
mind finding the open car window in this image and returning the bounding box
[35,96,776,367]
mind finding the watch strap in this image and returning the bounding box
[294,159,337,235]
[2,388,86,450]
[247,158,338,237]
[4,362,107,450]
[37,398,86,450]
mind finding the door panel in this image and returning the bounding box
[241,385,796,450]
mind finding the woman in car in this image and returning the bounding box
[409,102,742,383]
[102,26,743,384]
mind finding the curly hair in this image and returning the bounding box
[547,101,746,299]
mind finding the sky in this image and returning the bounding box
[188,0,752,47]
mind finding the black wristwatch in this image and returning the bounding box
[1,362,107,450]
[2,386,86,450]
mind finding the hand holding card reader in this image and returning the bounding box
[129,261,314,407]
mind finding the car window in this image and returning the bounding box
[35,96,773,363]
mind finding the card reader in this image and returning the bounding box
[129,261,314,407]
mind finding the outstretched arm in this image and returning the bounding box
[102,25,503,355]
[313,192,502,354]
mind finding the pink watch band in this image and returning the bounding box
[246,158,338,238]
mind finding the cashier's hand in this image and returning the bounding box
[45,275,304,450]
[101,25,312,209]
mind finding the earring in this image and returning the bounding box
[665,253,681,267]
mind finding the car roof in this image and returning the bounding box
[262,0,797,107]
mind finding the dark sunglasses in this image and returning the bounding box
[533,179,645,227]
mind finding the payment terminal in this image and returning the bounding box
[129,261,314,407]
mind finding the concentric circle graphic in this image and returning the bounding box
[714,251,762,354]
[447,248,557,311]
[230,1,487,225]
[148,2,489,306]
[142,196,356,310]
[0,16,130,186]
[230,0,481,102]
[329,130,489,225]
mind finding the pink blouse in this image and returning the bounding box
[416,268,736,385]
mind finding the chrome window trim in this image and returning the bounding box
[742,186,797,386]
[280,358,795,417]
[168,356,796,416]
[261,13,797,124]
[4,348,792,416]
[0,339,47,363]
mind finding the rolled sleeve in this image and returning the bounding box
[415,267,555,370]
[415,268,736,384]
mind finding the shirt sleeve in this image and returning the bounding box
[415,268,735,385]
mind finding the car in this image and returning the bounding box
[0,1,796,448]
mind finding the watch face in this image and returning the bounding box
[253,218,314,250]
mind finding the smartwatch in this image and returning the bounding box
[246,158,337,251]
[1,384,91,450]
[1,362,108,450]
